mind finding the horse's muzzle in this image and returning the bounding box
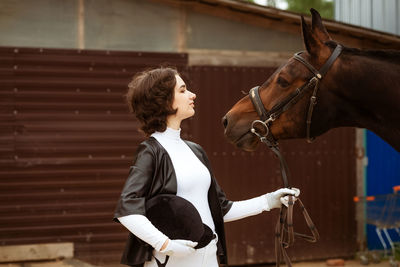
[221,115,228,129]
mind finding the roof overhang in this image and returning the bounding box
[153,0,400,50]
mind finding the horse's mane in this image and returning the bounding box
[326,41,400,62]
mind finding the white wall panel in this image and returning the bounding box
[334,0,400,35]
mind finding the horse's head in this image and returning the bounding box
[223,9,341,151]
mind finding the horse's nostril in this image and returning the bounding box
[222,116,228,129]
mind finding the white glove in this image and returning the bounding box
[160,239,198,258]
[264,188,300,210]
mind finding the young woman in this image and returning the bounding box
[113,67,300,267]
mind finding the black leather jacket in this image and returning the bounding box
[113,137,233,266]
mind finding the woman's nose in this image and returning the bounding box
[191,92,196,99]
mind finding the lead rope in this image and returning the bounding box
[260,138,320,267]
[154,255,169,267]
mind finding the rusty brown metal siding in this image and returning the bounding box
[0,48,357,266]
[0,47,187,264]
[187,66,357,264]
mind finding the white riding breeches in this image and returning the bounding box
[144,235,219,267]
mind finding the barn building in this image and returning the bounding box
[1,0,399,265]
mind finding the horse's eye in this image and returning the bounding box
[277,77,289,88]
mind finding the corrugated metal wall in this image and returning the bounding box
[334,0,400,35]
[188,66,357,264]
[0,47,187,264]
[0,48,357,266]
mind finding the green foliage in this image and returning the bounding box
[242,0,276,8]
[286,0,334,19]
[242,0,334,20]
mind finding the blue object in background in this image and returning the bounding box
[366,131,400,250]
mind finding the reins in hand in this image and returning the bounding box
[252,127,319,267]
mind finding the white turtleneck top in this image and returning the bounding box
[151,127,216,230]
[118,128,270,251]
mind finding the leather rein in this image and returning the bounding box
[248,44,342,266]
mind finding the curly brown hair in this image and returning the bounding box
[126,67,178,136]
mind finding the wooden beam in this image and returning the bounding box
[0,243,73,263]
[188,48,292,67]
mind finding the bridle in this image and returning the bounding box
[248,44,342,267]
[249,44,343,148]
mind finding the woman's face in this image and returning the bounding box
[172,75,196,121]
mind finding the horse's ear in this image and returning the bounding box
[301,11,330,57]
[310,8,331,42]
[301,16,314,55]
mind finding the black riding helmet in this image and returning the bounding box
[145,194,214,249]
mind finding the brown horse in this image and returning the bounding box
[222,9,400,152]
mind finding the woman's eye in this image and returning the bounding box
[277,77,289,88]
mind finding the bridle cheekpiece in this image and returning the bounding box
[249,44,343,147]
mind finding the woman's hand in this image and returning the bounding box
[264,188,300,210]
[160,239,198,257]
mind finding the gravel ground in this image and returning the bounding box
[1,258,397,267]
[0,258,96,267]
[292,259,397,267]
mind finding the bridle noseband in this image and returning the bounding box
[249,44,343,146]
[247,44,342,267]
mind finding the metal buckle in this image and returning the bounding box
[266,114,276,124]
[250,114,276,139]
[250,119,269,138]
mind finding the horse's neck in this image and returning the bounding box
[328,52,400,150]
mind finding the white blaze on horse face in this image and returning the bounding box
[171,75,196,123]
